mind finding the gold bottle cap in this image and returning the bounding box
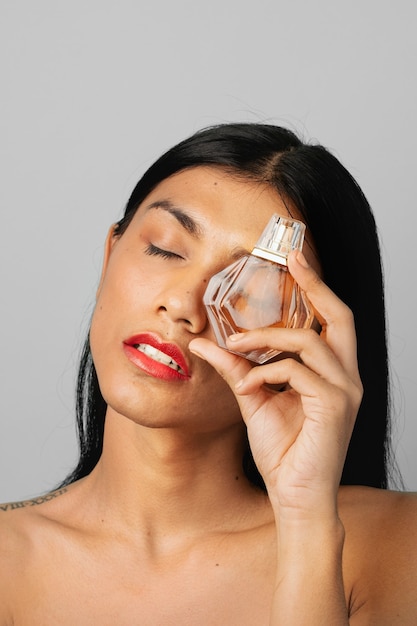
[252,214,306,265]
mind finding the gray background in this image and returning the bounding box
[1,1,416,501]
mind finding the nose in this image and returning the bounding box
[156,273,209,335]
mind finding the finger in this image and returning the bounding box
[188,337,252,389]
[287,250,360,383]
[226,327,353,390]
[236,357,362,421]
[235,356,322,397]
[189,338,271,419]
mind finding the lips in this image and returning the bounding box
[123,333,190,381]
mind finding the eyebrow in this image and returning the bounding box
[145,200,203,238]
[145,199,251,260]
[229,245,251,260]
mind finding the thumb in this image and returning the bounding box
[189,337,252,391]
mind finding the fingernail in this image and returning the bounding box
[189,345,203,358]
[228,333,244,342]
[296,250,309,268]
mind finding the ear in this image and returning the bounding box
[96,224,119,298]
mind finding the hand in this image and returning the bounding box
[189,250,363,520]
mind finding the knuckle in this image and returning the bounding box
[303,327,321,344]
[327,301,355,329]
[340,303,354,324]
[280,356,301,376]
[340,380,363,420]
[308,271,323,290]
[352,380,364,408]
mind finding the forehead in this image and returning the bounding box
[136,165,294,248]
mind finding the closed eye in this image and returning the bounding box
[144,243,184,260]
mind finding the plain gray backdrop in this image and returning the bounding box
[1,1,416,501]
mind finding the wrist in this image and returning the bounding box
[276,515,345,562]
[268,487,341,527]
[271,518,348,624]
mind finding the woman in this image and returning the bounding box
[1,123,416,624]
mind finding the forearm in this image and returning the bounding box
[270,517,348,625]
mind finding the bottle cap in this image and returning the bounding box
[252,214,306,265]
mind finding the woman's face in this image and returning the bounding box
[90,166,317,432]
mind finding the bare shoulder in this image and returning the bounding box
[339,484,417,523]
[338,486,417,624]
[0,486,71,548]
[0,487,70,622]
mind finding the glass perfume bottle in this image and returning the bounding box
[203,214,314,364]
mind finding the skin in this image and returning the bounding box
[1,166,417,624]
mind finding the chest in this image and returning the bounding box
[12,535,276,625]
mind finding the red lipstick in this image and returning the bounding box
[123,333,190,381]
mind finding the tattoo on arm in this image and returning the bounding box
[0,487,68,512]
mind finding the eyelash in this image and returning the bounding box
[145,243,183,260]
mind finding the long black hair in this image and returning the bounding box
[61,123,392,489]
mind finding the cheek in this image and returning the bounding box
[89,259,146,360]
[96,254,155,317]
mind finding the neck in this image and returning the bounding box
[81,408,266,539]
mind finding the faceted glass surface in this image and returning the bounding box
[203,255,314,364]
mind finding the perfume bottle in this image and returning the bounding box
[203,214,314,364]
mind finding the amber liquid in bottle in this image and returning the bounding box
[203,215,314,364]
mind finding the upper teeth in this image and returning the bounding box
[133,343,185,374]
